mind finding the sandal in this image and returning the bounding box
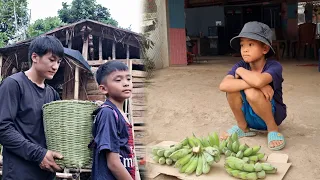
[268,132,286,151]
[227,125,257,138]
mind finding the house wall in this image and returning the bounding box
[168,0,187,66]
[185,6,225,37]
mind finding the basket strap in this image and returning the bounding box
[100,104,119,121]
[89,104,120,149]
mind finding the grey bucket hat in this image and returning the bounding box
[230,21,275,58]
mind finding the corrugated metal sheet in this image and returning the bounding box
[168,0,185,28]
[169,28,187,65]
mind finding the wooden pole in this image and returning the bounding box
[99,37,103,61]
[124,44,130,114]
[112,42,116,60]
[74,36,88,100]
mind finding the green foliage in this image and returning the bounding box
[58,0,118,26]
[27,17,65,38]
[0,0,29,47]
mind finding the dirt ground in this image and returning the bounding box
[144,56,320,180]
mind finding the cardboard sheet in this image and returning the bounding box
[146,141,291,180]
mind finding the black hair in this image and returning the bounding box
[95,61,129,85]
[28,35,64,62]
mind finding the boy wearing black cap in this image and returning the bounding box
[219,21,287,150]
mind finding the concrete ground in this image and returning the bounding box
[144,56,320,180]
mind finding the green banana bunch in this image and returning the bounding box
[203,151,215,166]
[204,147,219,156]
[236,150,244,159]
[174,153,193,168]
[152,147,163,156]
[219,140,227,153]
[169,148,192,161]
[152,155,160,163]
[232,141,240,153]
[214,153,221,163]
[201,137,211,147]
[157,149,165,157]
[166,158,173,165]
[231,133,239,142]
[226,157,277,172]
[196,154,203,176]
[188,136,197,148]
[158,157,166,165]
[191,133,204,148]
[225,156,277,179]
[164,147,176,158]
[243,147,253,157]
[180,155,195,173]
[261,163,276,171]
[208,132,220,147]
[185,155,199,175]
[202,154,211,174]
[180,137,189,146]
[239,144,249,152]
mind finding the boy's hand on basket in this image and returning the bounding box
[40,150,63,172]
[260,85,274,101]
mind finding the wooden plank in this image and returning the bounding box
[132,88,144,94]
[133,82,145,88]
[133,106,146,111]
[132,70,146,78]
[112,42,116,60]
[133,110,144,117]
[132,102,145,107]
[133,77,145,83]
[133,117,145,124]
[132,96,145,105]
[134,126,145,131]
[132,94,145,100]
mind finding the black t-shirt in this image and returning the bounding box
[0,72,60,180]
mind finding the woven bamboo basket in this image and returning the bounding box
[43,100,98,169]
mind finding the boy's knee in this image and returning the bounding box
[244,88,263,102]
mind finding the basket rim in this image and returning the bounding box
[43,100,98,109]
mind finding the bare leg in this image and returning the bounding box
[220,92,250,140]
[244,88,283,148]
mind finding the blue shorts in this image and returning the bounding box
[240,91,276,130]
